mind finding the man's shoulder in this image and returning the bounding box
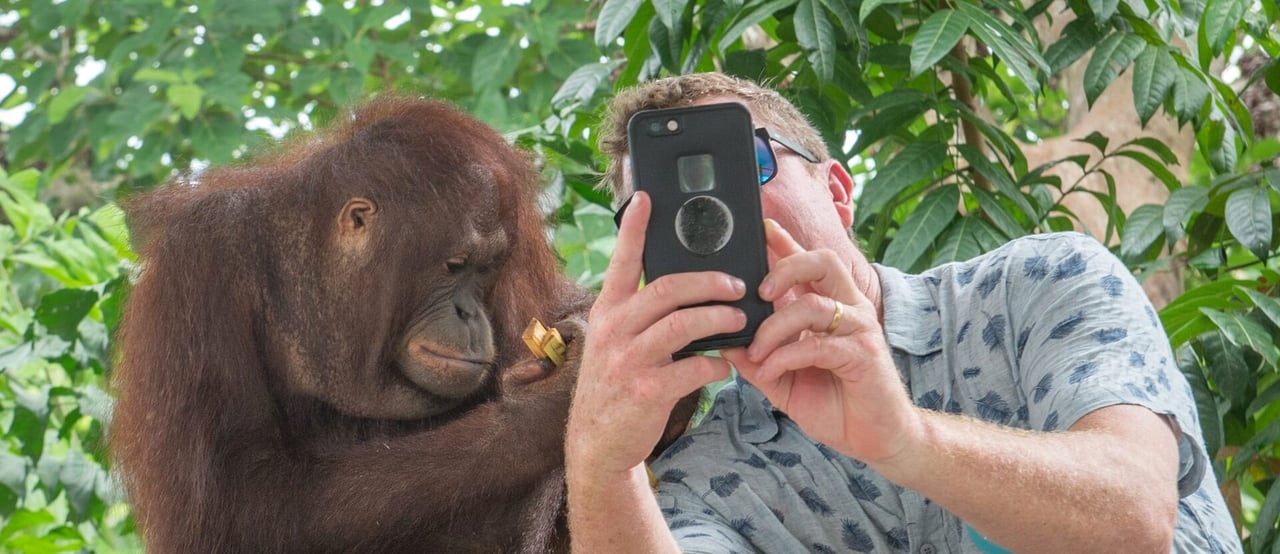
[894,231,1115,289]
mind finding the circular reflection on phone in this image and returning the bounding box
[675,195,733,256]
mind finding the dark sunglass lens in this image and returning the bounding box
[612,195,633,229]
[755,135,776,185]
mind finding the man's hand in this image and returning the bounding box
[722,219,924,466]
[565,191,748,553]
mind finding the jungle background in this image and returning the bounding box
[0,0,1277,551]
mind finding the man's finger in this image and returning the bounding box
[621,272,746,335]
[598,192,650,306]
[764,218,805,258]
[631,304,747,363]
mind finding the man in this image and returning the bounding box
[565,72,1239,553]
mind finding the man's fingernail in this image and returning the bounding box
[732,278,746,295]
[759,277,773,298]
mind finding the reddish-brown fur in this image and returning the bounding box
[110,96,591,553]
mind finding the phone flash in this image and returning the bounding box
[666,119,679,132]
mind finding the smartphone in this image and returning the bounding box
[627,102,773,355]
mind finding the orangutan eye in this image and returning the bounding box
[445,256,467,274]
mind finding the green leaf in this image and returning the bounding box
[345,37,377,74]
[1131,45,1177,126]
[0,508,57,540]
[1201,330,1249,410]
[35,288,100,341]
[1205,119,1238,175]
[472,36,520,93]
[647,11,681,73]
[1162,185,1209,242]
[58,451,99,516]
[0,450,25,499]
[1121,137,1180,166]
[652,0,686,31]
[551,61,624,109]
[1238,287,1280,330]
[858,142,949,216]
[1266,60,1280,95]
[934,216,993,264]
[956,144,1036,221]
[1241,138,1280,169]
[959,3,1046,94]
[795,0,837,82]
[967,57,1020,115]
[1043,17,1108,74]
[133,68,181,83]
[166,83,204,120]
[1201,0,1245,54]
[0,342,31,373]
[1248,379,1280,418]
[48,87,89,125]
[1089,0,1120,20]
[323,5,356,37]
[191,116,242,164]
[859,0,910,21]
[1224,185,1273,260]
[950,100,1023,163]
[1119,203,1164,260]
[909,9,970,77]
[1176,345,1222,458]
[719,0,798,52]
[1250,474,1280,552]
[1233,416,1280,480]
[10,386,48,462]
[1113,150,1182,192]
[596,0,643,48]
[1083,32,1146,107]
[1075,130,1110,154]
[1202,307,1280,368]
[882,185,959,270]
[1162,278,1257,345]
[970,187,1025,239]
[849,89,932,154]
[817,0,858,39]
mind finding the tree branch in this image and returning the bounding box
[950,40,991,191]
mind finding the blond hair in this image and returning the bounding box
[597,73,829,203]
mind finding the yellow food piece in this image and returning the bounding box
[521,318,566,367]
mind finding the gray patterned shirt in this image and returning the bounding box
[651,233,1240,553]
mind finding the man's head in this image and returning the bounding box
[598,72,858,262]
[597,73,830,201]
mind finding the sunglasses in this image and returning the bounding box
[613,127,819,227]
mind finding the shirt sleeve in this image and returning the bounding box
[1006,233,1207,498]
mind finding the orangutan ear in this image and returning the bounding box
[339,197,379,235]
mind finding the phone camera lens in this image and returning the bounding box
[648,121,662,134]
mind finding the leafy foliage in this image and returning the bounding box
[1,0,1277,550]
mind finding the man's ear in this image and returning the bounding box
[826,161,855,229]
[339,197,379,235]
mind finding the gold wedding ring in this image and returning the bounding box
[825,301,844,334]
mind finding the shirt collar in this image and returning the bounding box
[873,263,943,356]
[734,375,782,443]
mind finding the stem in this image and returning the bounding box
[950,42,990,192]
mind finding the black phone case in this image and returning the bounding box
[627,103,773,355]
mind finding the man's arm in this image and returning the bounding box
[880,404,1178,553]
[566,192,743,553]
[725,224,1183,553]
